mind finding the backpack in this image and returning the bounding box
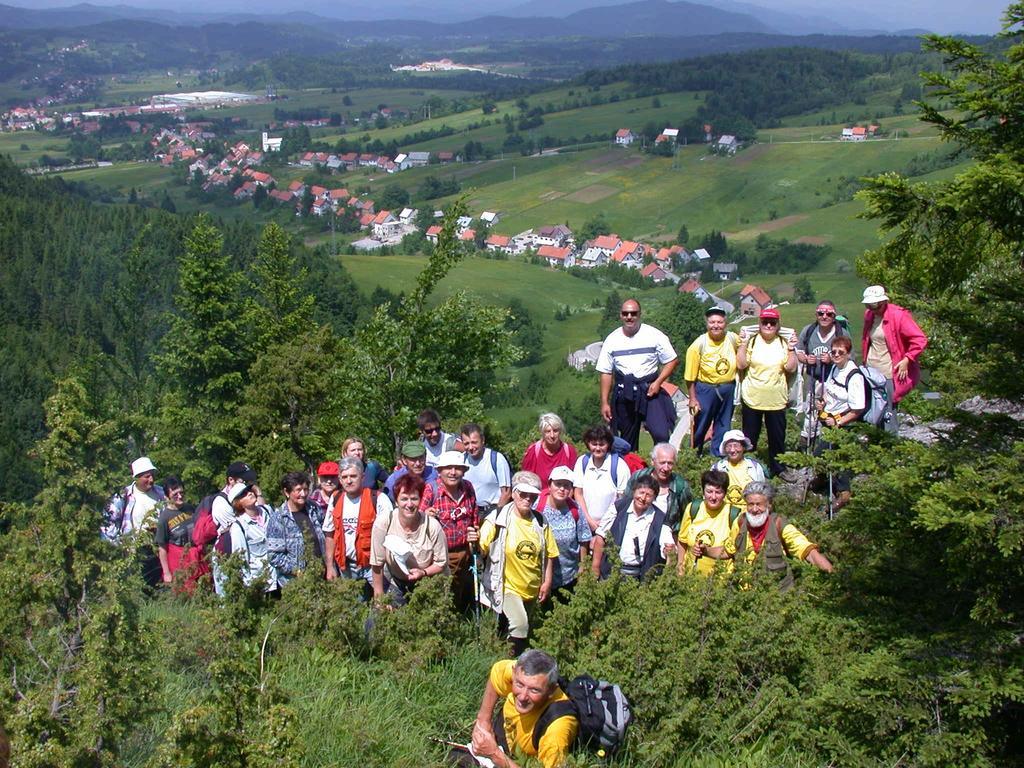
[531,440,572,466]
[191,491,231,554]
[689,499,741,528]
[581,453,622,487]
[534,675,633,756]
[464,447,499,478]
[535,491,580,522]
[832,365,892,427]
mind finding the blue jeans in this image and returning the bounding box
[693,380,736,456]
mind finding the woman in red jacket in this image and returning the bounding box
[860,285,928,432]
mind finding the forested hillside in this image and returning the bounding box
[0,159,362,501]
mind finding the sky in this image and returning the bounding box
[6,0,1014,33]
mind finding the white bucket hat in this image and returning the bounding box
[861,285,889,304]
[436,450,469,469]
[131,457,156,477]
[719,429,753,452]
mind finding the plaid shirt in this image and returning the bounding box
[420,479,478,550]
[266,502,307,585]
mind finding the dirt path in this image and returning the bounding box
[724,213,809,239]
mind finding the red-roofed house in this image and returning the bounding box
[372,210,400,239]
[678,278,713,303]
[330,188,349,202]
[426,225,442,244]
[359,212,375,229]
[310,185,328,200]
[538,244,575,268]
[234,181,257,200]
[459,229,476,243]
[641,262,672,282]
[610,240,644,269]
[249,171,274,187]
[615,128,636,146]
[485,234,511,253]
[311,198,331,216]
[579,234,622,268]
[739,284,773,317]
[269,189,293,204]
[288,180,305,197]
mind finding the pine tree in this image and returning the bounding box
[246,223,315,352]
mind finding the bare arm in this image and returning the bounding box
[600,372,614,422]
[805,549,834,573]
[323,533,339,580]
[539,556,554,602]
[371,564,385,597]
[591,535,605,576]
[471,681,521,768]
[158,546,172,583]
[648,357,679,396]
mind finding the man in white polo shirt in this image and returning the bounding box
[460,422,511,516]
[596,298,679,451]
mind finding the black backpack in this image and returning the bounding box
[533,674,633,757]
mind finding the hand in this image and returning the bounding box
[739,328,750,343]
[326,565,338,581]
[425,506,438,518]
[408,567,425,582]
[467,526,479,544]
[895,358,910,381]
[688,396,699,412]
[472,720,498,758]
[661,543,675,559]
[692,541,704,559]
[646,381,662,398]
[600,403,613,423]
[162,573,173,584]
[795,350,807,363]
[788,333,798,350]
[538,581,551,602]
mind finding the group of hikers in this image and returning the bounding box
[101,284,926,768]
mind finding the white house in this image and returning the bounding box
[614,128,636,146]
[261,131,282,152]
[480,211,500,226]
[538,244,575,268]
[399,207,416,224]
[533,224,573,248]
[407,151,431,167]
[394,152,411,170]
[372,210,401,240]
[717,135,739,155]
[712,262,738,281]
[693,247,713,262]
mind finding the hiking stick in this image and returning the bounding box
[827,470,834,521]
[689,404,698,450]
[470,545,482,631]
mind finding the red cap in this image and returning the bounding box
[759,307,780,320]
[317,461,340,476]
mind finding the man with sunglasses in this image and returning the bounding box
[596,298,678,452]
[796,301,849,447]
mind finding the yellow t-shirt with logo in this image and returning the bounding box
[489,659,578,768]
[719,459,763,511]
[684,332,739,385]
[741,335,790,411]
[480,514,560,600]
[677,501,740,575]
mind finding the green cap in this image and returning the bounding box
[401,440,427,457]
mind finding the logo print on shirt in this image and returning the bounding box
[515,539,539,562]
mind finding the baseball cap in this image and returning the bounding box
[759,307,781,320]
[401,441,427,458]
[548,466,575,484]
[227,461,258,484]
[317,461,340,476]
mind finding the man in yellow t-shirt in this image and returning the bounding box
[677,469,741,576]
[466,650,579,768]
[684,306,739,458]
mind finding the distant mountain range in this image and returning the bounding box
[0,0,893,36]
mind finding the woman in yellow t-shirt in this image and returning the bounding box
[677,469,740,576]
[480,471,559,656]
[736,307,798,476]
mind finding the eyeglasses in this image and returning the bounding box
[830,349,848,357]
[816,310,836,318]
[620,311,639,317]
[422,425,440,434]
[760,320,778,326]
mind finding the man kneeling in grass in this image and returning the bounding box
[451,649,578,768]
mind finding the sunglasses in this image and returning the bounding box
[620,311,639,317]
[816,310,836,318]
[760,319,778,326]
[830,349,849,356]
[421,425,440,434]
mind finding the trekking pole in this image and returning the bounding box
[471,541,482,632]
[689,404,698,451]
[827,470,834,521]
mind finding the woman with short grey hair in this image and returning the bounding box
[521,412,578,487]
